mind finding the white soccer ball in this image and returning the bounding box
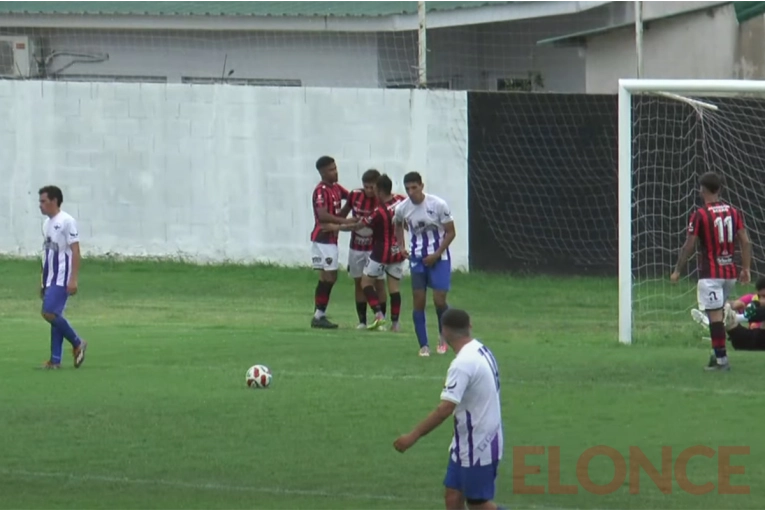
[246,364,272,389]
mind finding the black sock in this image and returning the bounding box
[355,301,367,324]
[390,292,401,322]
[380,301,387,317]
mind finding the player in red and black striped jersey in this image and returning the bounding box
[310,156,354,329]
[671,172,751,371]
[338,169,389,329]
[325,174,406,331]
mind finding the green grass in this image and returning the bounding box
[0,258,763,510]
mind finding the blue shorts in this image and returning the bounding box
[42,285,69,315]
[410,257,451,292]
[443,459,499,501]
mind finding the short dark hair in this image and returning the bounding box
[756,276,765,291]
[362,169,381,184]
[699,172,722,194]
[39,185,63,206]
[376,174,393,195]
[441,308,471,331]
[403,172,423,185]
[315,156,335,171]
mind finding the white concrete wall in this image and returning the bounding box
[0,81,469,269]
[585,4,738,93]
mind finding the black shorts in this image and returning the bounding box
[728,325,765,351]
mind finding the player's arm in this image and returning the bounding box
[431,201,456,259]
[394,365,468,453]
[66,219,81,293]
[672,212,698,278]
[314,189,355,225]
[392,205,409,255]
[324,210,374,232]
[731,299,748,312]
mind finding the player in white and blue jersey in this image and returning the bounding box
[394,308,504,510]
[393,172,456,357]
[38,185,88,369]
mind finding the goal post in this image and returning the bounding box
[618,78,765,345]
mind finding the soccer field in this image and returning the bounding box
[1,258,764,510]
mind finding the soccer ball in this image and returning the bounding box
[246,364,272,389]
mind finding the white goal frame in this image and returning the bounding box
[618,78,765,345]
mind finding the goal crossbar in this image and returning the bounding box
[617,78,765,345]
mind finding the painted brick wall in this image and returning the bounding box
[0,81,469,270]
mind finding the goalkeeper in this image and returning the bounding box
[722,277,765,351]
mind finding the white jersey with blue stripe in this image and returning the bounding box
[42,211,80,288]
[392,193,453,261]
[440,339,503,468]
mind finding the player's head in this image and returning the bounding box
[38,185,63,217]
[756,276,765,300]
[440,308,472,349]
[362,169,381,198]
[699,172,722,199]
[375,174,393,200]
[316,156,338,183]
[403,172,425,203]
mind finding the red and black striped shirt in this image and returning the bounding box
[688,201,745,279]
[310,181,349,245]
[362,195,406,264]
[347,189,378,252]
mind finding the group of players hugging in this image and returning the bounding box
[672,171,765,371]
[307,155,457,357]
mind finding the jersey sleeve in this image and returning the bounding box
[64,217,80,246]
[438,199,454,225]
[393,200,405,224]
[313,187,330,212]
[440,362,471,405]
[361,207,379,227]
[687,210,701,237]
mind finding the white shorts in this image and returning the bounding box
[311,242,339,271]
[348,249,384,280]
[363,257,405,280]
[697,278,737,310]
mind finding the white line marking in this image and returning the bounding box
[0,469,615,510]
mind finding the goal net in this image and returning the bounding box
[622,81,765,344]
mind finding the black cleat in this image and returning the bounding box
[704,359,730,372]
[706,354,717,369]
[311,316,339,329]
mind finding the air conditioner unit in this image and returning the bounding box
[0,36,39,78]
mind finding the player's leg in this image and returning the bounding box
[348,250,368,329]
[41,285,86,368]
[375,277,388,319]
[443,459,467,510]
[462,462,500,510]
[361,259,386,329]
[385,262,404,332]
[428,259,452,355]
[411,275,430,356]
[699,279,729,371]
[311,243,339,329]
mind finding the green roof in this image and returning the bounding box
[734,1,765,23]
[0,1,509,17]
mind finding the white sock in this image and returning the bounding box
[314,310,325,319]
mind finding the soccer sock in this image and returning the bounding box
[380,301,388,318]
[390,292,401,322]
[436,305,449,336]
[314,281,334,319]
[355,301,367,324]
[363,285,383,314]
[50,324,64,364]
[736,313,746,324]
[50,315,82,347]
[709,321,727,362]
[413,310,428,348]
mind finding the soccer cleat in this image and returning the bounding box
[723,303,737,330]
[418,346,430,357]
[704,360,731,372]
[691,308,710,328]
[437,343,448,354]
[367,313,386,331]
[706,353,717,369]
[390,321,401,333]
[40,361,61,370]
[356,323,367,330]
[73,340,88,368]
[311,316,339,329]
